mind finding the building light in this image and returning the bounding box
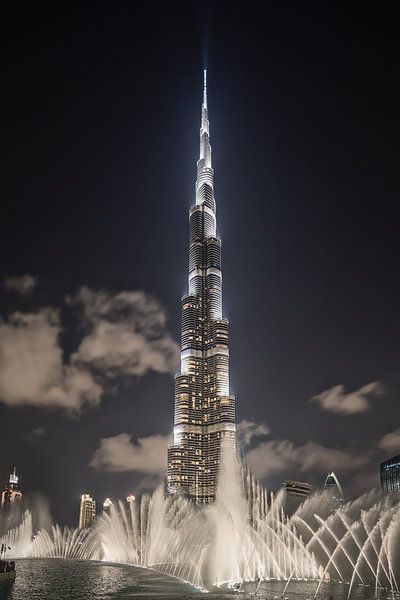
[166,72,236,504]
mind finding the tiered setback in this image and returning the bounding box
[166,72,236,503]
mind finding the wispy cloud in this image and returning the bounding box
[4,275,38,296]
[379,428,400,454]
[69,287,179,377]
[245,438,370,480]
[239,415,393,491]
[237,419,270,447]
[90,432,170,474]
[20,426,46,443]
[0,287,179,414]
[310,382,384,415]
[0,308,101,412]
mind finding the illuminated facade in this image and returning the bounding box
[324,471,344,511]
[381,454,400,495]
[167,71,236,503]
[0,467,22,508]
[102,498,113,515]
[79,494,96,528]
[284,480,313,515]
[284,480,313,500]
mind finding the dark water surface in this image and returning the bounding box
[0,559,398,600]
[0,559,226,600]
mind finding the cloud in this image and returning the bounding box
[0,286,178,414]
[0,308,102,412]
[379,428,400,454]
[69,287,179,377]
[236,419,370,483]
[90,432,170,474]
[245,439,370,480]
[237,419,270,447]
[310,382,384,415]
[20,426,46,443]
[4,275,38,296]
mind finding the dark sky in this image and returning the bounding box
[1,2,400,526]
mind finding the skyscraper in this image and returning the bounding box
[0,467,22,508]
[381,454,400,495]
[323,471,344,511]
[284,480,313,498]
[283,480,313,516]
[284,478,312,504]
[102,498,113,515]
[79,494,96,528]
[166,72,236,504]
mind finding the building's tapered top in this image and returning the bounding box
[324,471,343,496]
[197,70,213,205]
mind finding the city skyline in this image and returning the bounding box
[1,2,400,525]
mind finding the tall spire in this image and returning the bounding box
[199,70,211,184]
[203,69,207,108]
[166,71,236,503]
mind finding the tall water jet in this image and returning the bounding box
[1,473,399,595]
[207,441,252,584]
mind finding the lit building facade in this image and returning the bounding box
[324,471,344,511]
[284,480,313,515]
[381,454,400,495]
[284,480,313,499]
[166,71,236,503]
[0,467,22,508]
[79,494,96,528]
[102,498,113,515]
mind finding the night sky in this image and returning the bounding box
[1,2,400,526]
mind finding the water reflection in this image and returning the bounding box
[0,560,399,600]
[0,559,196,600]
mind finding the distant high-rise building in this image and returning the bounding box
[166,71,236,504]
[284,480,313,515]
[102,498,113,515]
[324,472,344,511]
[79,494,96,528]
[381,454,400,495]
[1,467,22,508]
[284,480,313,499]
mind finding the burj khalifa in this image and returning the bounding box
[167,72,236,503]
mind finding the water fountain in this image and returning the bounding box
[1,449,399,597]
